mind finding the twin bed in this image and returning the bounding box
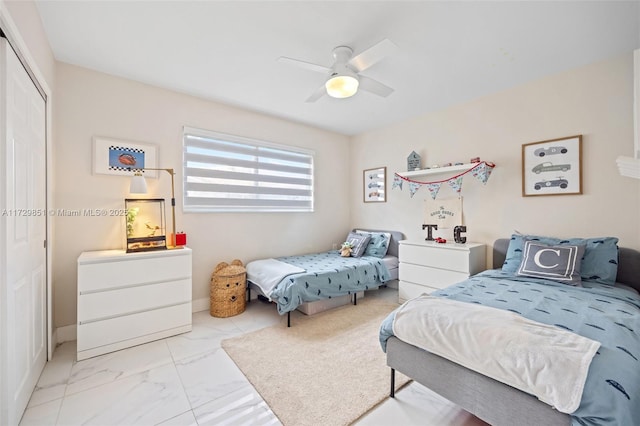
[246,229,403,325]
[246,229,640,424]
[381,236,640,426]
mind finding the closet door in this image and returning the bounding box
[0,37,47,425]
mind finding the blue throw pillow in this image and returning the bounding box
[502,234,619,285]
[356,231,391,258]
[344,232,371,258]
[516,240,585,285]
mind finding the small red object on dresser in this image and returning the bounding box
[175,232,187,246]
[434,237,447,243]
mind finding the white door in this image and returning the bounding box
[1,38,47,425]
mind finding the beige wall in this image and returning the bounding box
[53,63,350,328]
[350,53,640,266]
[9,0,640,330]
[1,0,55,86]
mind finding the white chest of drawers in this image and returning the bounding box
[77,248,192,360]
[398,240,485,303]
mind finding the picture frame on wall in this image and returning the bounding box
[93,136,158,178]
[363,166,386,202]
[522,135,582,197]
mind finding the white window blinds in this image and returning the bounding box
[183,127,314,212]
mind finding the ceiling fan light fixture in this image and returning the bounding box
[325,74,359,99]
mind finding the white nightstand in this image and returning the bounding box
[398,240,486,303]
[77,247,193,360]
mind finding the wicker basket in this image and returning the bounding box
[210,259,247,318]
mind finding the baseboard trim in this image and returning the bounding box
[192,297,209,313]
[56,324,77,343]
[51,328,58,353]
[385,279,399,289]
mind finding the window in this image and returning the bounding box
[183,127,314,212]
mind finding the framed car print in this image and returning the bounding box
[93,136,158,178]
[522,135,582,197]
[363,167,386,202]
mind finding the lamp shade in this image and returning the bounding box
[325,74,359,98]
[130,173,148,194]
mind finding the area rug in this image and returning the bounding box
[221,297,410,426]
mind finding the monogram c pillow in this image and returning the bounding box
[516,240,586,286]
[502,233,619,285]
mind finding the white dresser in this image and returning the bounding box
[77,248,192,360]
[398,240,486,303]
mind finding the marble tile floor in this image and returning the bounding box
[20,287,486,426]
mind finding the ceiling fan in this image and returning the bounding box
[278,39,397,102]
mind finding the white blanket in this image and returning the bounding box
[392,295,600,414]
[246,258,305,297]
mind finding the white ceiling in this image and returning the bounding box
[35,1,640,136]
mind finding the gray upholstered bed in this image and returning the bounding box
[386,238,640,426]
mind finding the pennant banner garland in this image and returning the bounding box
[471,161,494,184]
[392,175,403,190]
[408,182,421,198]
[448,176,463,193]
[425,183,441,200]
[393,161,495,199]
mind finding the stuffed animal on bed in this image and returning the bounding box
[340,241,353,257]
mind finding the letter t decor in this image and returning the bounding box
[422,224,438,241]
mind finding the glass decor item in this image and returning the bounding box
[125,198,167,253]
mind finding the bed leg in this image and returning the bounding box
[390,368,395,398]
[353,292,357,305]
[287,311,291,327]
[247,285,251,303]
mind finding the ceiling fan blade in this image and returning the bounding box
[358,75,394,97]
[348,39,397,72]
[278,56,331,74]
[305,84,326,103]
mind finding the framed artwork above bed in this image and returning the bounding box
[522,135,582,197]
[363,166,386,202]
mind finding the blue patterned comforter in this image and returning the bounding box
[269,251,390,314]
[379,269,640,426]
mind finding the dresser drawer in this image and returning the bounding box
[78,252,191,293]
[77,248,193,360]
[400,243,471,272]
[78,278,192,323]
[400,263,469,289]
[77,303,192,352]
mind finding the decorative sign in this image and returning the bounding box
[424,197,462,229]
[407,151,421,171]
